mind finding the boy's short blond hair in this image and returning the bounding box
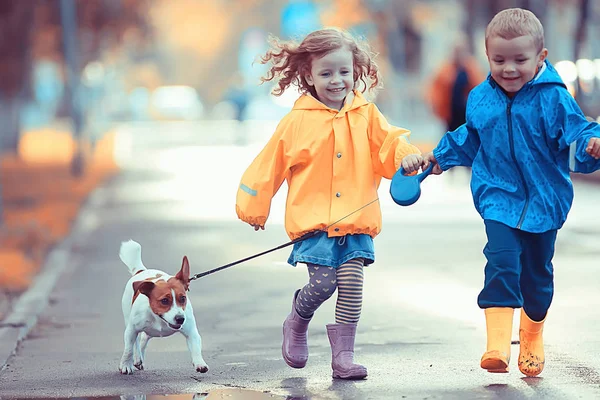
[485,8,545,52]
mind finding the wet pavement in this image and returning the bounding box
[1,121,600,399]
[3,391,287,400]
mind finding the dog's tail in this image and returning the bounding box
[119,239,147,276]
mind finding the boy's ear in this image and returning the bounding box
[538,48,548,65]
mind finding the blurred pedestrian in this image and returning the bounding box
[423,8,600,377]
[223,72,252,145]
[427,35,484,177]
[223,72,250,122]
[235,27,423,380]
[427,35,485,133]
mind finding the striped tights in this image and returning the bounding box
[294,259,364,324]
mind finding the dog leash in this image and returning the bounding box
[189,198,380,281]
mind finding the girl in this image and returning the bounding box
[235,27,423,379]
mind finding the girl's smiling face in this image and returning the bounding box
[487,34,547,97]
[305,47,354,110]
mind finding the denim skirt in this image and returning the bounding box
[287,231,375,268]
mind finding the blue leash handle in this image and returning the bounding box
[390,163,434,206]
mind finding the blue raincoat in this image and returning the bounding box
[433,61,600,233]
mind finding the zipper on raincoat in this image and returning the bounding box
[506,100,530,229]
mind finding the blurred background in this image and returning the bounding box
[0,0,599,298]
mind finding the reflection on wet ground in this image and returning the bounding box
[6,389,288,400]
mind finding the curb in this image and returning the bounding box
[0,183,106,371]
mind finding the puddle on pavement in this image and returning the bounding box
[6,390,288,400]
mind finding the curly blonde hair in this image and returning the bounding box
[259,28,381,97]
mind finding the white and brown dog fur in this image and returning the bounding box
[118,239,209,374]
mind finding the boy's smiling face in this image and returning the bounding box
[486,35,548,97]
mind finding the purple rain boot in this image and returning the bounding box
[326,323,368,379]
[282,289,311,368]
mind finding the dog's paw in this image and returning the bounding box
[195,363,209,373]
[119,361,135,375]
[134,360,144,370]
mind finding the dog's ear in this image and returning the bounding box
[132,280,155,296]
[176,256,190,290]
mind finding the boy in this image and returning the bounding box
[417,8,600,376]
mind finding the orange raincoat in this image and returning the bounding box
[236,91,421,240]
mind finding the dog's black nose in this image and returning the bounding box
[175,316,185,325]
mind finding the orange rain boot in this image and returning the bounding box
[518,309,545,377]
[480,307,514,373]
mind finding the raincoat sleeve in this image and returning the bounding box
[235,113,296,227]
[368,104,422,179]
[433,95,481,170]
[546,88,600,173]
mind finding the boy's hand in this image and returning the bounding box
[401,154,424,174]
[586,137,600,159]
[422,152,443,175]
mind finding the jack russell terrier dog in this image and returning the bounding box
[118,239,209,375]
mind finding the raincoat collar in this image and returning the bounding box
[292,90,369,113]
[529,60,565,87]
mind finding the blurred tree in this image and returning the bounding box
[359,0,423,74]
[0,0,152,221]
[574,0,590,60]
[465,0,477,54]
[321,0,369,29]
[0,1,34,225]
[0,1,34,152]
[0,0,152,154]
[147,0,287,105]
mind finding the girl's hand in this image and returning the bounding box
[251,224,265,231]
[401,154,423,174]
[586,137,600,159]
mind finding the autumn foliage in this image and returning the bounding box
[0,130,118,291]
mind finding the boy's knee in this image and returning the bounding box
[484,247,520,270]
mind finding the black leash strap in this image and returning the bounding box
[189,198,379,281]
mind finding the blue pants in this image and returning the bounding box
[477,220,557,322]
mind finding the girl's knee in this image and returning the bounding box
[313,278,337,301]
[337,261,364,286]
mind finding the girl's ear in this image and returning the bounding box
[305,73,314,86]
